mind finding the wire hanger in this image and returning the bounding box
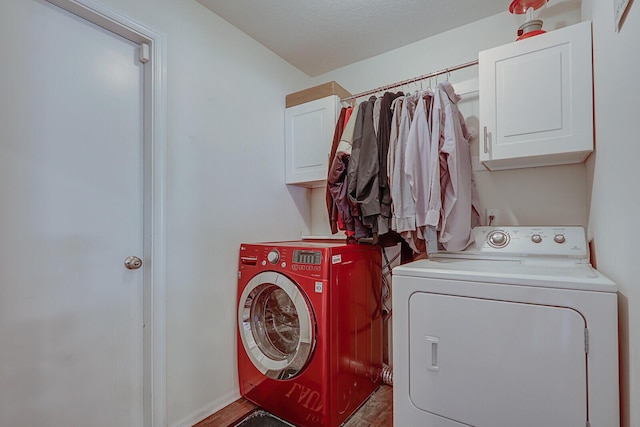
[340,59,478,103]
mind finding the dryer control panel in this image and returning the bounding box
[440,226,589,259]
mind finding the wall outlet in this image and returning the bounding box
[485,208,499,226]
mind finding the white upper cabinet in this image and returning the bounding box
[285,96,339,187]
[479,21,593,170]
[285,82,349,188]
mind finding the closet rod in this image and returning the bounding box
[341,59,479,102]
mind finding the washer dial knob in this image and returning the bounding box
[267,250,280,264]
[531,234,542,243]
[554,234,566,244]
[487,230,509,248]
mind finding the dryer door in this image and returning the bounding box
[409,292,587,427]
[238,271,316,380]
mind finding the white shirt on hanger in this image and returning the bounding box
[432,82,481,251]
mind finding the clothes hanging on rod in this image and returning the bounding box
[326,80,481,255]
[328,102,368,239]
[377,91,404,235]
[326,107,349,235]
[431,82,482,251]
[390,92,422,252]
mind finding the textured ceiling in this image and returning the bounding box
[197,0,510,77]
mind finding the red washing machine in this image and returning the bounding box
[237,241,383,427]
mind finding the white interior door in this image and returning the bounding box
[0,1,145,426]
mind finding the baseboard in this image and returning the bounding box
[172,389,241,427]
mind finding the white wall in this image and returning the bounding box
[72,0,315,425]
[581,2,640,426]
[310,7,586,237]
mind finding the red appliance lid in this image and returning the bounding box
[517,29,546,40]
[509,0,548,14]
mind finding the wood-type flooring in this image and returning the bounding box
[194,384,392,427]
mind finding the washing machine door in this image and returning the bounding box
[238,271,316,380]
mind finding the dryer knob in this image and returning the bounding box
[267,250,280,264]
[488,230,509,248]
[554,234,566,244]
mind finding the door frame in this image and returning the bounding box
[44,0,168,425]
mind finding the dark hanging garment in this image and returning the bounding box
[377,91,404,234]
[346,102,367,220]
[348,97,380,233]
[328,152,352,233]
[326,107,348,234]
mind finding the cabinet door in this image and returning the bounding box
[285,96,338,187]
[479,21,593,170]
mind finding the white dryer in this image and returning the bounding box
[392,226,619,427]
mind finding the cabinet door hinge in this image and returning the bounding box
[584,328,590,354]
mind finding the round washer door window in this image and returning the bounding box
[238,271,315,380]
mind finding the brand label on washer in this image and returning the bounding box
[315,282,323,293]
[331,254,342,264]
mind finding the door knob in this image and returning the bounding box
[124,256,143,270]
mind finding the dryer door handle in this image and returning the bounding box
[426,336,440,372]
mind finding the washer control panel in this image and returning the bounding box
[240,244,327,273]
[468,226,588,258]
[267,249,280,264]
